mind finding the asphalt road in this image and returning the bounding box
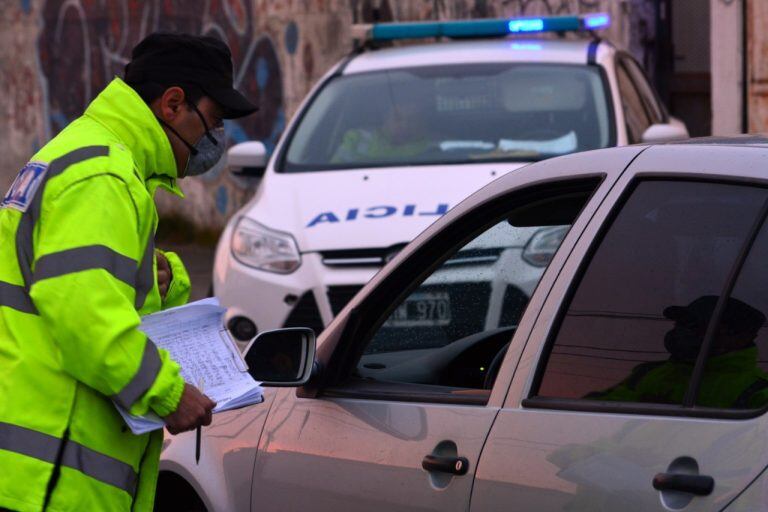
[159,242,216,302]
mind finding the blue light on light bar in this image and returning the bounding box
[507,18,544,33]
[363,13,610,42]
[583,13,610,29]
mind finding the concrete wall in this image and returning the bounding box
[1,0,641,234]
[746,0,768,133]
[711,0,743,136]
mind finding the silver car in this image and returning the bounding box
[158,137,768,511]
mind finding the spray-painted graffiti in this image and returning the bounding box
[351,0,606,22]
[36,0,287,219]
[37,0,285,160]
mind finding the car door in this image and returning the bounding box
[246,154,629,511]
[471,144,768,511]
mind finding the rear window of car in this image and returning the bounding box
[531,180,768,413]
[281,63,614,172]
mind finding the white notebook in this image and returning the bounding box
[116,298,263,434]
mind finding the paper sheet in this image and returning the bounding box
[116,298,263,434]
[499,131,577,155]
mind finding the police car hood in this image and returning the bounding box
[246,163,528,252]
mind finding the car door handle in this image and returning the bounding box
[422,454,469,476]
[652,472,714,496]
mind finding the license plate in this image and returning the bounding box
[385,292,451,327]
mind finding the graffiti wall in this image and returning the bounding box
[36,0,290,228]
[0,0,647,233]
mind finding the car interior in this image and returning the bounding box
[351,187,596,399]
[285,65,611,170]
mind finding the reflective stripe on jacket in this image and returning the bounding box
[0,78,190,512]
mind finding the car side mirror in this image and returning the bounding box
[228,141,268,178]
[641,122,689,143]
[244,328,316,386]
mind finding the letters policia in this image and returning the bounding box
[0,33,257,511]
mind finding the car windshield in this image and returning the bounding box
[282,63,613,172]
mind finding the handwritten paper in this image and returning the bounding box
[116,298,263,434]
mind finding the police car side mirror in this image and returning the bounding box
[227,141,268,178]
[641,122,689,143]
[243,328,316,386]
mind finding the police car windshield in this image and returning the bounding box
[282,63,613,172]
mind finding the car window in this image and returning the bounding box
[694,220,768,409]
[283,64,614,172]
[616,62,652,143]
[534,181,768,407]
[352,184,597,393]
[621,56,664,124]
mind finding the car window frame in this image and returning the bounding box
[275,62,618,173]
[314,177,606,406]
[522,176,768,420]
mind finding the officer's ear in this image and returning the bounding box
[156,86,186,123]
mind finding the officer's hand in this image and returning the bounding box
[156,250,172,299]
[163,383,216,435]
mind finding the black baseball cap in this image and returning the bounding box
[124,32,257,119]
[664,296,766,336]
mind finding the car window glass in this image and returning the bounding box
[284,64,613,172]
[535,181,768,406]
[353,187,595,391]
[622,56,664,123]
[695,221,768,409]
[616,62,651,143]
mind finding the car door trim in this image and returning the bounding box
[522,395,768,420]
[324,379,489,406]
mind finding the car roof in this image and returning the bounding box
[667,134,768,148]
[449,136,768,218]
[343,38,600,74]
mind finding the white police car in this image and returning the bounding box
[214,14,688,340]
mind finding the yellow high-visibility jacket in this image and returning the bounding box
[0,77,191,512]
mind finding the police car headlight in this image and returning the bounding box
[231,218,301,273]
[522,226,569,267]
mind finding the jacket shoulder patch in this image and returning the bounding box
[1,161,49,212]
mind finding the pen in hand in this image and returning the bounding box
[195,378,204,465]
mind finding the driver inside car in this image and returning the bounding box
[586,296,768,409]
[331,92,432,164]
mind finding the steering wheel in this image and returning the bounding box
[483,341,511,390]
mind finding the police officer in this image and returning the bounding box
[0,33,257,511]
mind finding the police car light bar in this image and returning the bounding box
[352,13,610,42]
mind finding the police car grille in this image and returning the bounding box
[445,248,504,267]
[320,248,387,267]
[328,285,364,316]
[283,291,325,334]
